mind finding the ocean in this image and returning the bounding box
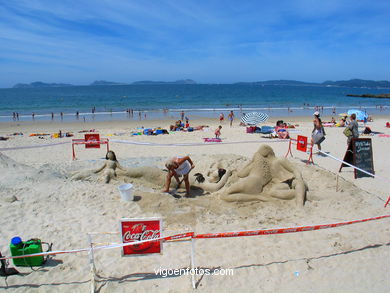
[0,84,389,122]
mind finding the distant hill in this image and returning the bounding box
[236,79,390,88]
[235,80,317,86]
[132,79,197,85]
[13,81,74,88]
[90,80,128,86]
[321,79,390,88]
[10,78,390,89]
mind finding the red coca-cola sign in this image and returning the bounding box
[120,218,162,256]
[296,135,308,152]
[84,134,100,148]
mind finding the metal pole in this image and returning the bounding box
[87,234,96,293]
[190,238,196,289]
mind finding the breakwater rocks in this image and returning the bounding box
[347,93,390,99]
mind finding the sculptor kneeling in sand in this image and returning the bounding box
[70,145,306,205]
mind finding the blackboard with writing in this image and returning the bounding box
[352,138,374,178]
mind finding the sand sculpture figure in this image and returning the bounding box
[71,150,170,186]
[71,151,128,183]
[219,145,307,205]
[70,151,231,193]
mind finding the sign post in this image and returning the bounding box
[120,218,162,256]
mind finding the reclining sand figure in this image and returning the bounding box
[219,145,307,206]
[71,151,127,183]
[70,151,231,193]
[71,151,169,185]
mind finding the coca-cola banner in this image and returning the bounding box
[120,218,162,256]
[296,135,308,153]
[84,134,100,149]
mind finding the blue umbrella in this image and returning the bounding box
[347,109,368,121]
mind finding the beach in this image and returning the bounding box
[1,114,390,292]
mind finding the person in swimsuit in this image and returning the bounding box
[163,156,195,196]
[228,111,234,127]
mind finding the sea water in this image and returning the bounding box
[0,84,389,122]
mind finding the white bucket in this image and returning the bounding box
[118,183,134,201]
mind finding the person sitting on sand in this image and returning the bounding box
[219,145,306,206]
[215,125,222,138]
[274,120,289,139]
[163,156,195,196]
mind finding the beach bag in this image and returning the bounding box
[343,127,352,137]
[312,130,325,144]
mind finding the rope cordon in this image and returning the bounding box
[1,215,389,261]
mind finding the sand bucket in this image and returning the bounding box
[118,183,134,201]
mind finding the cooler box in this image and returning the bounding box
[10,238,44,267]
[155,129,163,134]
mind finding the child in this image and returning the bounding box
[215,125,222,138]
[219,113,224,122]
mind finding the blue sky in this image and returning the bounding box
[1,0,390,87]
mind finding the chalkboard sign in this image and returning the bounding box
[339,138,374,179]
[353,138,374,178]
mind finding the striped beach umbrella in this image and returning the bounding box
[240,112,269,125]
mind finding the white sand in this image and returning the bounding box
[1,115,390,292]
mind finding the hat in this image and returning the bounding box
[313,111,320,117]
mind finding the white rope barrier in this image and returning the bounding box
[318,150,390,183]
[0,141,70,151]
[110,138,287,147]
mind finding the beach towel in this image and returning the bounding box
[203,138,222,142]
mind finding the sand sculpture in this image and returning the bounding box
[218,145,307,205]
[70,147,306,205]
[71,150,170,186]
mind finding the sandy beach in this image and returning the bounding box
[1,114,390,292]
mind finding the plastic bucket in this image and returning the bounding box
[118,183,134,201]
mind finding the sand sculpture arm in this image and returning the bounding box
[191,170,232,192]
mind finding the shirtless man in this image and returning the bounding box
[163,156,195,196]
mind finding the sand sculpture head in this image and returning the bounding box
[255,145,275,159]
[106,150,117,161]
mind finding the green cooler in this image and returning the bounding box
[10,237,44,267]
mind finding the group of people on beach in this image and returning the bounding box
[311,110,360,155]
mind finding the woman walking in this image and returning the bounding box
[311,115,326,154]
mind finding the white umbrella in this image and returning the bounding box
[240,112,269,125]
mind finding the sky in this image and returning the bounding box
[1,0,390,87]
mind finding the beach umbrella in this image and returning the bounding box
[241,112,269,125]
[347,109,368,121]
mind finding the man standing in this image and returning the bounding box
[228,111,234,127]
[346,113,359,145]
